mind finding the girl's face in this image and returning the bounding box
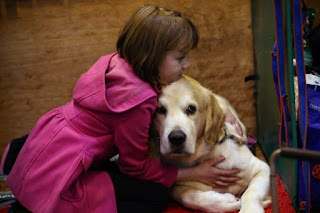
[158,50,190,84]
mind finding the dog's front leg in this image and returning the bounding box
[171,184,241,213]
[239,161,271,213]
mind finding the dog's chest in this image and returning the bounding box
[207,139,255,194]
[209,139,243,168]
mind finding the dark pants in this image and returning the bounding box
[107,161,169,213]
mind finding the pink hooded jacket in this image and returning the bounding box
[7,53,178,212]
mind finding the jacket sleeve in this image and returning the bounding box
[114,97,178,188]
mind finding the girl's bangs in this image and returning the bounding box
[169,20,198,53]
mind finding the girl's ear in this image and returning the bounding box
[204,93,226,144]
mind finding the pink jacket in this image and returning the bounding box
[7,53,178,212]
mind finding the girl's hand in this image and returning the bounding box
[193,157,240,187]
[177,156,240,188]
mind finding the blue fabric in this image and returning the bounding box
[272,0,291,147]
[291,0,313,211]
[298,85,320,211]
[293,0,308,149]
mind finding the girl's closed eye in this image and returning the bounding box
[177,51,189,61]
[177,55,186,61]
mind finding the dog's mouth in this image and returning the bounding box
[160,151,193,167]
[172,148,184,155]
[160,145,193,158]
[167,147,192,157]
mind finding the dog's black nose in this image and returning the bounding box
[169,130,186,146]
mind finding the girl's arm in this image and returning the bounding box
[114,98,178,188]
[177,156,240,187]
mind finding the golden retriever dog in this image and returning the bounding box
[149,75,271,213]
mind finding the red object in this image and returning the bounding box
[312,164,320,180]
[0,207,10,213]
[164,174,295,213]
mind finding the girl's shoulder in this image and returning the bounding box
[105,54,157,112]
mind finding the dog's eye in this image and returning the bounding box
[187,105,196,115]
[157,106,167,115]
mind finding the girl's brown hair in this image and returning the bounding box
[117,4,199,84]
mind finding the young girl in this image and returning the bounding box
[7,4,240,213]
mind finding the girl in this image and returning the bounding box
[7,4,240,213]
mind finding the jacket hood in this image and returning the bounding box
[73,53,158,113]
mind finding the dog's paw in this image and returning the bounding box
[195,192,240,213]
[240,193,268,213]
[239,202,264,213]
[206,199,241,213]
[221,193,239,202]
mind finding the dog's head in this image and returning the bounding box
[152,75,225,159]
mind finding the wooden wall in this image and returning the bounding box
[0,0,255,156]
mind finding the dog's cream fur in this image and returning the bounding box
[149,75,271,213]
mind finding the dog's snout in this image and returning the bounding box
[168,130,186,146]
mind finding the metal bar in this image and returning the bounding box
[270,149,281,213]
[280,147,320,161]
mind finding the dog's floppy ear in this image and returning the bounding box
[204,93,226,144]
